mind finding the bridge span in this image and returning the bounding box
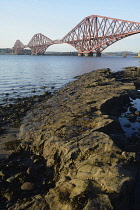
[13,15,140,56]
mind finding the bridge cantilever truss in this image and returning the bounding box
[28,33,53,55]
[61,15,140,53]
[13,15,140,55]
[13,40,25,54]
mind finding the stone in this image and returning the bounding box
[124,123,131,128]
[26,167,35,175]
[129,114,137,122]
[83,194,113,210]
[0,170,5,177]
[129,106,137,113]
[135,111,140,116]
[6,202,13,208]
[1,67,140,209]
[6,176,15,183]
[40,86,46,89]
[4,192,13,201]
[21,182,35,191]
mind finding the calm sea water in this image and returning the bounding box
[0,55,140,105]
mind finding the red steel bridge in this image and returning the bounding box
[13,15,140,56]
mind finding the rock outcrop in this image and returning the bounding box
[1,67,140,209]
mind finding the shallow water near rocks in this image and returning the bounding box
[119,97,140,137]
[0,55,140,105]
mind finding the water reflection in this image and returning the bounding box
[119,97,140,137]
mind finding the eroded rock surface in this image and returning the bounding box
[1,67,140,209]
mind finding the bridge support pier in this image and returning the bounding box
[78,53,84,56]
[85,52,93,57]
[96,52,101,57]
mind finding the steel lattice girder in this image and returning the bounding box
[27,33,53,55]
[13,40,25,54]
[13,15,140,54]
[61,15,140,53]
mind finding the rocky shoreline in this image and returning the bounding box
[1,67,140,209]
[0,92,52,159]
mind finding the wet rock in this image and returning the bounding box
[130,106,137,113]
[6,202,13,208]
[26,164,41,177]
[26,167,34,175]
[122,105,128,112]
[135,111,140,116]
[21,182,35,191]
[129,114,137,122]
[43,91,51,96]
[6,104,13,108]
[0,93,52,128]
[20,108,25,113]
[4,192,13,201]
[9,195,50,210]
[0,170,5,177]
[1,67,140,209]
[83,194,113,210]
[40,86,46,89]
[33,158,41,164]
[3,98,8,102]
[6,176,15,183]
[124,123,131,128]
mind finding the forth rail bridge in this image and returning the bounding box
[13,15,140,56]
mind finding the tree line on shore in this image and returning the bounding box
[0,48,138,56]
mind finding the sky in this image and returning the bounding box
[0,0,140,52]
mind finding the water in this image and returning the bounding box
[119,98,140,137]
[0,54,140,105]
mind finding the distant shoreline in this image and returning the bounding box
[0,48,138,56]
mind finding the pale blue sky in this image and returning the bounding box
[1,0,140,52]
